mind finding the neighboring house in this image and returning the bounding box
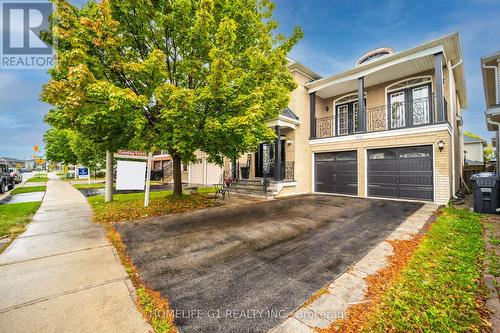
[224,33,466,205]
[463,135,485,164]
[482,50,500,172]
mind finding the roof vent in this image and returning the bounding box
[355,47,394,66]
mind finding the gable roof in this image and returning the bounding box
[280,107,299,121]
[463,135,485,144]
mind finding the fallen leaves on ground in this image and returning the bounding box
[92,194,219,225]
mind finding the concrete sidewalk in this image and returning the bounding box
[0,174,151,332]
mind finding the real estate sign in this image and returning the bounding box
[116,160,146,191]
[77,167,89,179]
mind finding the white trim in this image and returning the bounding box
[266,116,300,130]
[308,45,445,94]
[311,152,315,193]
[386,75,433,93]
[309,123,451,145]
[364,149,368,198]
[289,68,316,81]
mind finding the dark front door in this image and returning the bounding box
[255,141,285,178]
[367,145,433,201]
[314,151,358,195]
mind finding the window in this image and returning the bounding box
[390,91,406,128]
[337,104,349,135]
[411,86,430,125]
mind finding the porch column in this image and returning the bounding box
[310,92,316,139]
[274,125,282,181]
[358,77,366,132]
[434,52,445,123]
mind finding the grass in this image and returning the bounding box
[26,176,49,183]
[360,207,488,333]
[73,183,106,189]
[10,186,46,194]
[0,202,41,238]
[89,189,217,224]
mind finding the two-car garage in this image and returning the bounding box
[314,145,434,201]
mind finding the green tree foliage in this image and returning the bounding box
[43,128,77,165]
[42,0,301,195]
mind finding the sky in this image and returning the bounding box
[1,0,500,159]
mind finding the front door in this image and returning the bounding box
[255,141,285,178]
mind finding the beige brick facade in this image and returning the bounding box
[308,129,452,204]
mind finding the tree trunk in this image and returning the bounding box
[105,150,113,202]
[172,153,182,197]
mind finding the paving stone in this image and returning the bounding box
[293,307,332,329]
[270,317,314,333]
[352,241,393,275]
[305,293,348,322]
[327,272,367,305]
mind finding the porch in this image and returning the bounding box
[308,48,452,140]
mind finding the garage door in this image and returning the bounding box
[367,146,433,201]
[206,162,222,185]
[314,151,358,195]
[190,158,204,184]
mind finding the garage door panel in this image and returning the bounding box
[367,145,433,201]
[399,187,433,201]
[368,185,398,198]
[315,152,357,195]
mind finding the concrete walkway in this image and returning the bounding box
[0,174,151,332]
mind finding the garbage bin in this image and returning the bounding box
[470,172,500,214]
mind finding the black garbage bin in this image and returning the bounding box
[471,172,500,214]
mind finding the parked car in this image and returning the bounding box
[150,169,163,181]
[0,163,15,193]
[9,168,22,183]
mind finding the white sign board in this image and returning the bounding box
[116,160,146,190]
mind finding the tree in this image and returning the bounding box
[42,0,301,196]
[43,128,77,165]
[68,132,106,176]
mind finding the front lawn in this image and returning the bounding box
[26,176,49,183]
[10,186,46,194]
[0,202,41,238]
[88,188,217,224]
[358,207,488,332]
[73,183,106,189]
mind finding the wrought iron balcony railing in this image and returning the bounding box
[315,96,447,139]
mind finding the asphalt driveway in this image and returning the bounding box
[117,195,423,333]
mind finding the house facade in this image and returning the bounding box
[227,33,466,204]
[463,135,485,165]
[482,50,500,172]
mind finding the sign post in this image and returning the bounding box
[144,153,153,207]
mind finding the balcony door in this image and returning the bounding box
[388,83,431,129]
[336,101,360,136]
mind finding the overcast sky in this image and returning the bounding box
[1,0,499,159]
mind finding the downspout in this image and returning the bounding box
[486,116,500,172]
[483,62,500,173]
[448,60,460,197]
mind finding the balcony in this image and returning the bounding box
[315,96,448,139]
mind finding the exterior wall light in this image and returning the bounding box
[438,140,445,151]
[325,106,330,112]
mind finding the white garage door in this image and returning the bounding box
[206,162,222,185]
[190,159,204,184]
[189,158,223,185]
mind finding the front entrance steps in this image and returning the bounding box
[230,179,272,197]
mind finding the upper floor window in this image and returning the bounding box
[387,76,433,129]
